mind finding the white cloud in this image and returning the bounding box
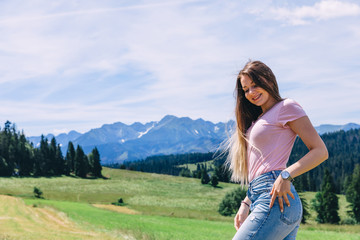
[265,0,360,25]
[0,0,359,135]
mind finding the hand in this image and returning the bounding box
[269,177,294,212]
[234,203,250,230]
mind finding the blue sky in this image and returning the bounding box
[0,0,359,136]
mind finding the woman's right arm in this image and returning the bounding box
[234,196,251,230]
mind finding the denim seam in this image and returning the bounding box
[279,193,302,225]
[248,210,272,240]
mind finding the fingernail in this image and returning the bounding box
[288,204,290,207]
[281,209,283,213]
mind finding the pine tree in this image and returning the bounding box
[75,145,88,178]
[65,141,76,174]
[299,193,310,223]
[17,133,33,176]
[49,137,57,175]
[312,168,340,224]
[211,175,219,187]
[55,144,65,175]
[33,148,43,176]
[346,164,360,223]
[39,135,51,175]
[201,168,210,184]
[89,147,102,177]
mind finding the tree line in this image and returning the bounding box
[114,128,360,224]
[115,128,360,194]
[289,128,360,194]
[0,121,102,178]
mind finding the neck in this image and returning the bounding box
[261,98,278,114]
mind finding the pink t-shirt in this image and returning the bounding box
[246,98,307,182]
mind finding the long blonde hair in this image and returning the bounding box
[226,60,282,185]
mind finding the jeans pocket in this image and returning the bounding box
[279,197,302,225]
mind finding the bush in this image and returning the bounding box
[218,187,247,216]
[33,187,43,199]
[179,168,191,178]
[112,198,125,206]
[340,217,356,225]
[211,175,219,187]
[201,169,210,184]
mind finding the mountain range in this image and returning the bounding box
[27,115,360,165]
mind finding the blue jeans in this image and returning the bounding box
[232,170,302,240]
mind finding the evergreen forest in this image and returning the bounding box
[0,121,102,178]
[119,128,360,194]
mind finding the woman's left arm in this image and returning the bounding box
[269,116,328,211]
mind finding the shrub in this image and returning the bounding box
[112,198,125,206]
[33,187,43,199]
[218,187,247,216]
[340,217,356,225]
[211,175,219,187]
[201,168,210,184]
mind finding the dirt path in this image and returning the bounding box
[92,204,140,215]
[0,195,126,240]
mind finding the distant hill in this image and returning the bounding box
[27,115,359,164]
[315,123,360,135]
[28,130,82,147]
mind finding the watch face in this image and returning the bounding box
[281,171,290,179]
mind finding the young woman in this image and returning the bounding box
[228,60,328,240]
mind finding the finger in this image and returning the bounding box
[238,221,244,229]
[269,192,276,208]
[289,191,295,200]
[278,196,284,212]
[270,186,274,195]
[283,195,290,207]
[234,215,239,230]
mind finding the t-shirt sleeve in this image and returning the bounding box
[278,99,307,127]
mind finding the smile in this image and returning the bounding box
[253,94,261,101]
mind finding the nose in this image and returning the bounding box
[248,86,256,94]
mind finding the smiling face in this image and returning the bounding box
[240,74,276,113]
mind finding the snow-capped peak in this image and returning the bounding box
[138,124,155,138]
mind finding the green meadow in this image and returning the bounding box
[0,167,359,239]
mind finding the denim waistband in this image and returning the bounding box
[249,170,282,188]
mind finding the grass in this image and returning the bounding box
[0,195,122,240]
[0,167,359,239]
[0,168,237,221]
[24,198,235,240]
[177,159,215,171]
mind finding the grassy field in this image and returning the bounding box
[177,159,215,172]
[0,167,359,239]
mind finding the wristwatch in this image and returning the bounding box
[281,170,294,182]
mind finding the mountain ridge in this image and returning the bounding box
[27,116,359,164]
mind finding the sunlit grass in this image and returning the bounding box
[0,167,359,239]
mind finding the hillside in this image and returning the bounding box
[0,167,237,220]
[0,195,120,240]
[0,168,359,240]
[116,128,360,194]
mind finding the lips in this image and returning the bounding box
[252,94,261,101]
